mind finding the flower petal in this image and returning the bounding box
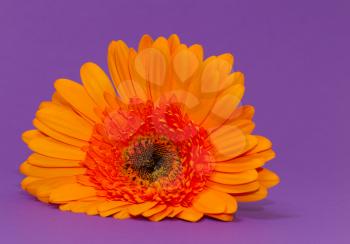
[20,162,85,178]
[258,168,280,188]
[247,136,273,154]
[148,207,173,222]
[113,210,131,220]
[22,130,42,144]
[54,79,100,122]
[142,204,167,218]
[36,102,93,141]
[209,125,248,161]
[209,170,258,185]
[27,136,86,160]
[49,183,96,203]
[128,201,157,216]
[27,153,81,168]
[206,213,234,221]
[192,188,237,214]
[206,181,260,194]
[80,62,116,108]
[234,186,268,202]
[214,154,266,173]
[33,119,88,148]
[176,207,203,222]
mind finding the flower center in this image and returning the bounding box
[81,99,215,205]
[123,136,181,184]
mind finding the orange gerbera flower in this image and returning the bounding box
[20,34,279,222]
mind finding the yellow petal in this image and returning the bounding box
[49,183,96,203]
[36,102,93,141]
[206,181,260,194]
[128,201,157,216]
[176,207,203,222]
[209,170,258,185]
[54,79,100,122]
[27,153,81,168]
[27,136,86,160]
[33,119,88,148]
[258,168,280,188]
[234,186,268,202]
[80,62,116,108]
[206,213,234,221]
[20,162,85,178]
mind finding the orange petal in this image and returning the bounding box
[247,136,273,154]
[148,207,173,222]
[142,204,167,218]
[59,201,96,213]
[128,201,157,216]
[192,188,237,214]
[209,125,248,161]
[206,213,234,221]
[33,119,88,148]
[138,34,153,51]
[97,201,130,212]
[26,176,76,198]
[176,207,203,222]
[206,181,260,194]
[36,102,93,141]
[168,206,184,218]
[20,177,41,190]
[113,210,131,220]
[54,79,100,122]
[22,130,43,144]
[234,186,268,202]
[258,168,280,188]
[27,136,86,160]
[20,162,85,178]
[27,153,81,168]
[209,170,258,185]
[80,62,116,108]
[86,201,105,215]
[49,183,96,203]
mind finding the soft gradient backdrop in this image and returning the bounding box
[0,0,347,243]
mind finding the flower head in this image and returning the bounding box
[20,34,279,222]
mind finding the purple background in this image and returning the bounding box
[0,0,347,243]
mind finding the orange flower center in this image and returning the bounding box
[80,99,215,207]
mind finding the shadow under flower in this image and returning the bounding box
[236,199,299,221]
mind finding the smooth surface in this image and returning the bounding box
[0,0,347,243]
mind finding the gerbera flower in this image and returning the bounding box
[20,34,279,222]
